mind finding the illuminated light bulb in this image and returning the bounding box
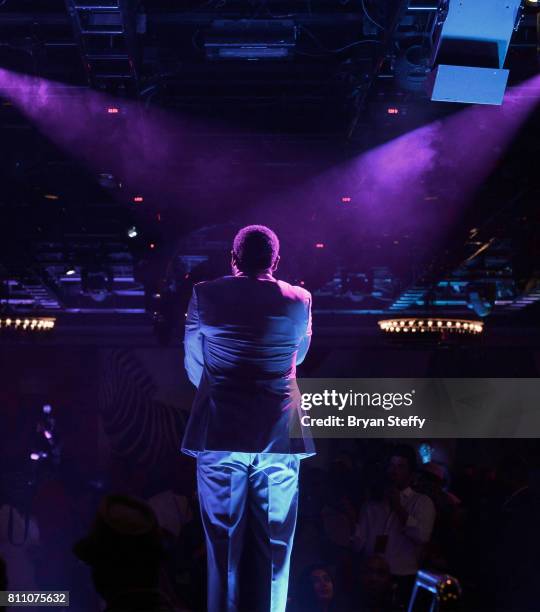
[427,320,433,327]
[437,321,443,327]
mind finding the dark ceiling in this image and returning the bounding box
[0,0,539,344]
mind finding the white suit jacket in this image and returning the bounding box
[181,274,315,457]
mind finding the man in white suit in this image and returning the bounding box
[182,225,314,612]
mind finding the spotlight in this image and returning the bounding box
[315,243,325,249]
[132,195,144,203]
[44,194,60,201]
[341,196,352,203]
[387,107,400,115]
[428,0,521,105]
[65,266,76,276]
[127,226,138,238]
[107,107,120,114]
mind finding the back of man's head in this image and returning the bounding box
[232,225,279,274]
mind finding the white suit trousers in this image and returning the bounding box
[196,451,301,612]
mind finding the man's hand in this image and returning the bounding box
[387,486,409,526]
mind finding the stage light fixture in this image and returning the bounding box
[204,20,296,61]
[429,0,522,105]
[127,226,138,238]
[378,318,483,335]
[315,243,325,249]
[132,195,144,203]
[65,266,76,276]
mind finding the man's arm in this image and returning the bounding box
[402,494,435,544]
[296,293,312,366]
[390,491,436,544]
[184,286,204,387]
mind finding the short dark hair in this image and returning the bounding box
[232,225,279,273]
[390,444,418,472]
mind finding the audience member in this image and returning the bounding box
[0,476,39,591]
[492,455,540,611]
[289,563,346,612]
[350,554,396,612]
[73,495,180,612]
[352,444,435,606]
[415,462,464,572]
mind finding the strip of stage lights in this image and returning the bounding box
[0,317,56,331]
[378,318,483,334]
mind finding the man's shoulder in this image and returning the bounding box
[276,279,312,302]
[409,488,436,510]
[192,276,233,293]
[194,276,311,302]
